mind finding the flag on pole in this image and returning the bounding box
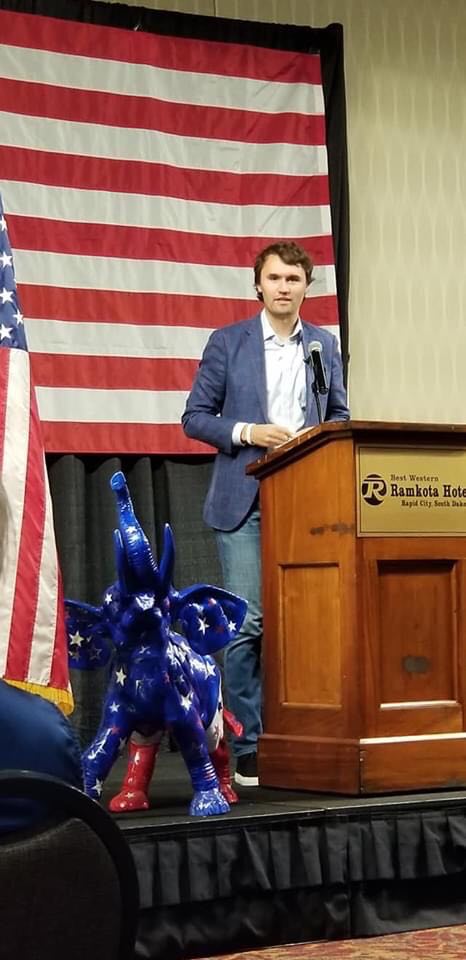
[0,8,340,455]
[0,192,72,714]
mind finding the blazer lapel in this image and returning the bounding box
[244,315,268,422]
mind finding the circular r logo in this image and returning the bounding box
[361,474,387,505]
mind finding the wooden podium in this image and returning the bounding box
[248,420,466,794]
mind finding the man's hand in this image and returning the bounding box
[241,423,295,448]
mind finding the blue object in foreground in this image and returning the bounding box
[66,471,247,817]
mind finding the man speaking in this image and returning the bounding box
[182,240,349,786]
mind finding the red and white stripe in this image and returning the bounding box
[0,9,339,454]
[0,347,69,697]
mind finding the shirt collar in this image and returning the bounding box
[260,309,303,344]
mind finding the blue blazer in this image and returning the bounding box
[182,313,349,531]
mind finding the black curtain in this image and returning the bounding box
[1,0,349,742]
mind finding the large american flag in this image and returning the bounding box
[0,193,72,713]
[0,8,339,455]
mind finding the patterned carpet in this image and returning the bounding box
[200,925,466,959]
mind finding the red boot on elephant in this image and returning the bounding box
[109,734,160,812]
[210,736,239,804]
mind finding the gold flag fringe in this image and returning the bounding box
[4,679,74,716]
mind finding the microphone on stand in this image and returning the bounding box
[306,340,329,395]
[303,339,328,423]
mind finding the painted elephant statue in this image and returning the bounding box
[65,470,247,817]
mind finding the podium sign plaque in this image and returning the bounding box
[357,444,466,537]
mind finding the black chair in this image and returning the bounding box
[0,770,139,960]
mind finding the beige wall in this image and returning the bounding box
[101,0,466,423]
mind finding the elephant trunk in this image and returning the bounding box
[110,471,158,593]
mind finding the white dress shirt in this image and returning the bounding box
[232,310,306,444]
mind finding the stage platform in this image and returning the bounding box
[107,752,466,960]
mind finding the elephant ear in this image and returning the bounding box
[65,599,113,670]
[173,585,247,656]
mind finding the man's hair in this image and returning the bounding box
[253,241,314,300]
